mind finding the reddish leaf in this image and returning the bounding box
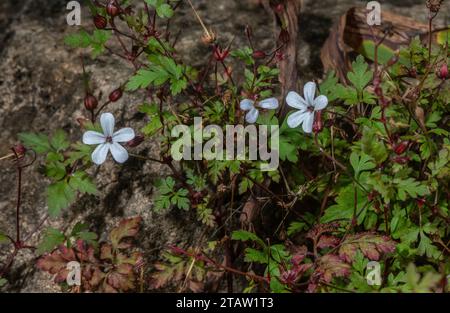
[317,235,341,249]
[339,232,396,263]
[316,254,351,283]
[109,217,142,249]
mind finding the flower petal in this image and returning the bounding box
[303,82,317,106]
[91,143,110,165]
[286,91,308,110]
[83,131,106,145]
[240,99,254,111]
[287,111,308,128]
[100,112,115,136]
[302,112,314,134]
[112,128,135,143]
[245,107,259,124]
[110,142,129,163]
[314,95,328,111]
[258,97,279,109]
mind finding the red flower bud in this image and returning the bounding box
[84,94,98,111]
[274,3,284,13]
[313,111,323,134]
[106,0,120,17]
[252,50,266,59]
[12,144,26,157]
[109,88,123,102]
[93,15,107,29]
[417,198,426,209]
[394,141,409,155]
[437,63,448,80]
[127,135,144,148]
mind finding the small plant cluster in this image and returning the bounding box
[0,0,448,293]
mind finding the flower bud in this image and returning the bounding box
[274,3,284,13]
[252,50,266,59]
[417,198,426,209]
[84,94,98,111]
[109,88,123,102]
[106,0,120,17]
[393,141,409,155]
[12,144,26,157]
[93,15,107,29]
[312,111,323,134]
[437,63,448,80]
[127,135,144,148]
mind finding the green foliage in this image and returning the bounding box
[37,228,65,254]
[64,29,111,58]
[126,55,188,95]
[154,177,190,212]
[20,130,97,216]
[144,0,174,18]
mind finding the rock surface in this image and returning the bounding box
[0,0,447,292]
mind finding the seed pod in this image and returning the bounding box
[437,63,448,80]
[109,88,123,102]
[93,15,107,29]
[394,141,409,155]
[127,135,144,148]
[84,94,98,111]
[106,0,120,17]
[252,50,266,59]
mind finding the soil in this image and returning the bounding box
[0,0,447,292]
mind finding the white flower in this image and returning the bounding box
[240,97,279,123]
[82,113,135,165]
[286,82,328,133]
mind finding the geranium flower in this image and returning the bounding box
[239,97,279,123]
[82,112,135,165]
[286,82,328,133]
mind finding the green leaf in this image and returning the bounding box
[90,29,111,58]
[37,228,65,254]
[50,130,70,152]
[0,233,9,244]
[321,185,368,224]
[64,30,91,48]
[69,171,97,195]
[393,178,429,201]
[230,46,254,65]
[18,132,51,154]
[0,278,7,287]
[126,68,169,91]
[45,160,66,180]
[47,181,76,217]
[348,55,372,92]
[287,221,307,236]
[244,248,268,264]
[350,151,376,177]
[156,3,173,18]
[231,230,265,247]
